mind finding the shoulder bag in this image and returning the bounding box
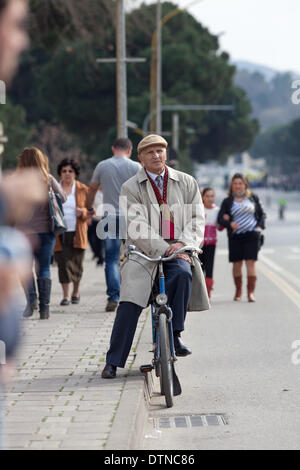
[49,187,67,236]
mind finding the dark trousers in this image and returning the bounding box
[106,258,193,368]
[199,244,216,278]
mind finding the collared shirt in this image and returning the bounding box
[147,168,166,196]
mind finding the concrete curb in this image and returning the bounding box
[105,310,153,450]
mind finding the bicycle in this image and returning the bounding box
[127,244,199,408]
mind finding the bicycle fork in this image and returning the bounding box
[157,261,176,360]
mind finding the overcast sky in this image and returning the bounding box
[127,0,300,74]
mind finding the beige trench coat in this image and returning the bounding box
[119,166,210,311]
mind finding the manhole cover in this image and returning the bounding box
[154,414,227,429]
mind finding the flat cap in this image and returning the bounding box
[137,134,168,153]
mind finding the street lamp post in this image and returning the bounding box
[150,1,204,134]
[96,0,146,139]
[143,104,234,134]
[150,0,162,134]
[156,0,162,134]
[116,0,127,138]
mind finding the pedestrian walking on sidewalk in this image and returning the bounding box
[101,134,209,379]
[199,187,224,299]
[87,189,104,266]
[218,173,266,302]
[54,159,88,306]
[18,147,67,319]
[86,138,140,312]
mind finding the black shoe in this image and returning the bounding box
[101,364,117,379]
[105,301,118,312]
[174,336,192,357]
[40,311,49,320]
[23,298,38,318]
[60,298,70,306]
[71,296,80,304]
[37,278,51,320]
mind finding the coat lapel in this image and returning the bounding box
[137,167,160,215]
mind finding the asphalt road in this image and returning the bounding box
[141,190,300,450]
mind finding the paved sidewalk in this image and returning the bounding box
[2,252,148,450]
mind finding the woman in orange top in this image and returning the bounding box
[54,159,88,306]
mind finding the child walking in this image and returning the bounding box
[199,187,223,299]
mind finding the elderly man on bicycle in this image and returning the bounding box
[102,134,209,379]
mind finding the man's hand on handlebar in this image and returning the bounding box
[165,242,185,255]
[165,242,191,264]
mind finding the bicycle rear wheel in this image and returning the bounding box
[159,313,174,408]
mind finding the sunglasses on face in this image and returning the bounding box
[62,169,74,173]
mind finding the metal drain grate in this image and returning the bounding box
[154,414,227,429]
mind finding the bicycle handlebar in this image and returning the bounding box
[127,245,201,263]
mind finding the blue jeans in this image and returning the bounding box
[104,237,121,302]
[35,233,56,279]
[101,215,123,303]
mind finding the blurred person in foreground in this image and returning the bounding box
[54,158,88,306]
[218,173,266,302]
[0,0,29,85]
[0,172,46,448]
[0,0,48,448]
[0,226,32,448]
[18,147,66,319]
[86,138,140,312]
[199,187,224,300]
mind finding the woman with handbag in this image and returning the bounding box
[218,173,266,302]
[54,159,89,306]
[17,147,66,319]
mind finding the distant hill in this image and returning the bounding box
[231,60,279,81]
[232,60,300,130]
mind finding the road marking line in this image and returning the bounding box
[258,263,300,310]
[260,248,275,254]
[260,254,300,291]
[286,255,300,260]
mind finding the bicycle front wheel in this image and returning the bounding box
[159,313,174,408]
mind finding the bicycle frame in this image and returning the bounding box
[151,260,176,363]
[129,244,200,405]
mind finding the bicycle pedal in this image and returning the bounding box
[140,364,154,373]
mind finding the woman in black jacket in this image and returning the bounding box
[218,173,266,302]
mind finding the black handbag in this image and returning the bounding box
[258,232,265,250]
[49,187,67,235]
